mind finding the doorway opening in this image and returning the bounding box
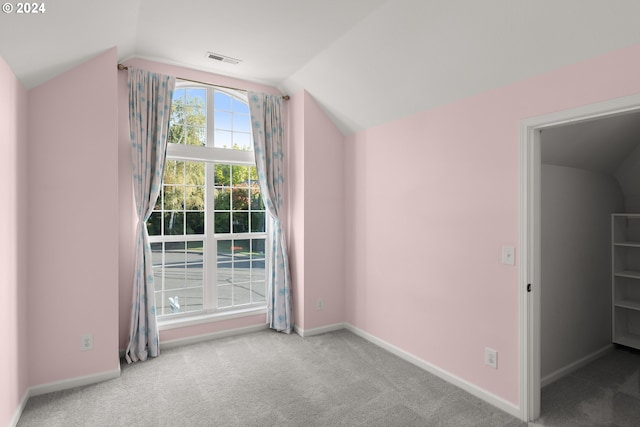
[519,94,640,422]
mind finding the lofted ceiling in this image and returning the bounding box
[541,111,640,175]
[1,0,640,135]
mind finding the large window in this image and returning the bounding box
[148,83,267,320]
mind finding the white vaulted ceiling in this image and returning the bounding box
[1,0,640,135]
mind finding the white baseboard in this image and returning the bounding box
[29,367,121,397]
[294,322,347,337]
[29,366,121,397]
[11,367,121,426]
[344,324,521,419]
[541,344,613,387]
[159,323,269,350]
[9,389,29,427]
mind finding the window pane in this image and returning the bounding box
[233,98,249,114]
[154,190,162,210]
[151,242,163,265]
[186,212,204,234]
[214,130,232,148]
[233,114,251,132]
[252,282,266,303]
[251,239,266,258]
[187,240,204,252]
[185,187,204,210]
[183,286,204,312]
[250,212,265,232]
[186,88,206,108]
[217,261,232,285]
[164,212,184,235]
[163,186,184,210]
[154,292,165,316]
[232,188,249,210]
[186,245,203,287]
[185,126,206,146]
[169,123,185,145]
[165,262,186,291]
[232,165,249,186]
[248,166,259,182]
[147,212,162,236]
[156,291,186,315]
[232,212,249,233]
[213,188,230,210]
[214,111,232,131]
[153,239,205,315]
[251,261,265,282]
[214,164,230,186]
[233,239,250,257]
[233,284,250,305]
[217,284,232,308]
[233,260,250,282]
[233,132,252,151]
[173,87,185,101]
[186,162,205,186]
[214,212,230,233]
[250,188,263,210]
[164,160,185,184]
[214,91,232,111]
[217,240,232,260]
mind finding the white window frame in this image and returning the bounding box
[154,82,269,330]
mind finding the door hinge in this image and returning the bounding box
[527,283,531,293]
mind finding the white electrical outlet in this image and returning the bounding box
[316,298,324,311]
[81,334,94,351]
[501,246,515,266]
[485,347,497,369]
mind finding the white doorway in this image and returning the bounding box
[519,94,640,422]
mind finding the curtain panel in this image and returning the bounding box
[126,69,176,363]
[248,92,292,334]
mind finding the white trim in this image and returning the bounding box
[519,119,541,421]
[166,143,255,165]
[540,344,613,388]
[8,389,29,427]
[159,323,268,350]
[344,324,520,418]
[158,306,267,330]
[518,92,640,422]
[28,366,121,397]
[293,322,347,337]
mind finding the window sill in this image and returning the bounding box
[158,306,267,331]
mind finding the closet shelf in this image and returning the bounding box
[612,214,640,351]
[615,300,640,311]
[614,241,640,247]
[614,334,640,349]
[614,270,640,280]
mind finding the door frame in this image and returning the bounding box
[518,93,640,421]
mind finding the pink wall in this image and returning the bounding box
[117,58,284,347]
[288,91,306,329]
[345,43,640,405]
[301,91,345,329]
[288,91,345,331]
[0,55,28,427]
[27,48,120,385]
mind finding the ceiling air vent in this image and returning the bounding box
[206,52,242,65]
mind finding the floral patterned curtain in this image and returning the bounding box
[126,68,175,362]
[248,92,292,333]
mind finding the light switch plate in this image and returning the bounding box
[502,246,515,266]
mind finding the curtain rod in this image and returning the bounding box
[117,64,290,100]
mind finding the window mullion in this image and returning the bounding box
[206,88,215,148]
[204,164,217,310]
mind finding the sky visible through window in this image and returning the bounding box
[172,87,252,151]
